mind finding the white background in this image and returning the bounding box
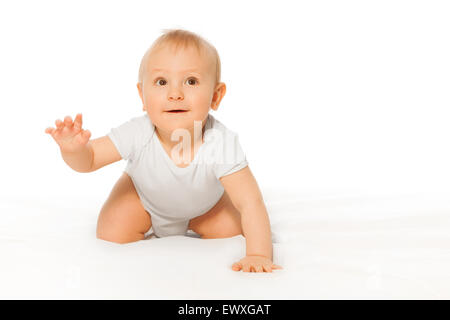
[1,0,449,202]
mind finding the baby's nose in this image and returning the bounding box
[168,88,184,100]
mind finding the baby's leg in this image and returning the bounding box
[96,172,152,244]
[188,191,243,239]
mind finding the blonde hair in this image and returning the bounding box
[138,28,221,85]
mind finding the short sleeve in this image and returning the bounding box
[107,114,153,161]
[213,132,248,179]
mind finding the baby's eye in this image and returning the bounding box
[155,78,167,86]
[154,77,198,86]
[186,77,198,86]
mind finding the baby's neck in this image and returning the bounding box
[155,124,206,150]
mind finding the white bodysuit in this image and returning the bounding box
[107,112,248,238]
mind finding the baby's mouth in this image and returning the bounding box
[166,109,189,113]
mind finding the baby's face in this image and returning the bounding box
[138,44,223,135]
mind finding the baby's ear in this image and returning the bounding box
[211,82,226,111]
[137,83,143,99]
[137,83,145,110]
[211,102,219,111]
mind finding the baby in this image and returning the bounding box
[45,29,282,273]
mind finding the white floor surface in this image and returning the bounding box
[1,188,449,299]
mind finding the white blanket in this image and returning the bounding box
[1,188,449,299]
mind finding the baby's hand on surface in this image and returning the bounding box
[45,113,91,153]
[232,255,283,273]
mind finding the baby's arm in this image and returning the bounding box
[219,166,282,272]
[45,114,122,172]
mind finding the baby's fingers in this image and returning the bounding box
[272,264,283,270]
[232,262,242,272]
[262,264,272,273]
[64,115,73,128]
[55,119,64,130]
[254,265,264,273]
[261,264,282,273]
[73,113,83,130]
[78,129,91,143]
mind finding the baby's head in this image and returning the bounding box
[137,29,226,134]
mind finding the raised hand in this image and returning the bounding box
[45,113,91,153]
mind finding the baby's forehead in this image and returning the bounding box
[146,44,214,74]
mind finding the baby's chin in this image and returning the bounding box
[147,110,208,131]
[157,119,205,133]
